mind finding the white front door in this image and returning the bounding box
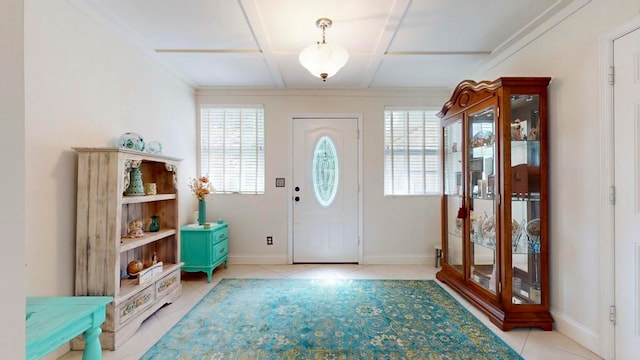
[614,26,640,359]
[292,117,359,263]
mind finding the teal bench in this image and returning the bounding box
[26,296,112,360]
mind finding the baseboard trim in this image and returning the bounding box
[228,254,433,265]
[228,254,289,264]
[550,308,602,357]
[362,255,430,265]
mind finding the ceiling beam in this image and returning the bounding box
[385,51,492,56]
[239,0,285,88]
[360,0,412,88]
[155,49,263,54]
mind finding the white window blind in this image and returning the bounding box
[384,108,441,195]
[200,106,265,194]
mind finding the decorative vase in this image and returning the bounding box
[198,199,207,225]
[125,167,145,196]
[118,132,146,152]
[145,140,163,154]
[149,215,160,232]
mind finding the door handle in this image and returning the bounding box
[295,186,300,192]
[294,196,300,202]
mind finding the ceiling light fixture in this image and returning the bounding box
[299,18,349,82]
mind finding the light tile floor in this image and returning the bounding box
[58,264,603,360]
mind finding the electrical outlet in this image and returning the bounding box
[266,236,273,245]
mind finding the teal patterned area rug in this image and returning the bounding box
[142,279,522,359]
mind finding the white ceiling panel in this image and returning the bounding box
[91,0,257,50]
[254,0,396,53]
[390,0,560,52]
[156,53,274,88]
[371,54,488,88]
[71,0,588,89]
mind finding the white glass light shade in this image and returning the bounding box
[298,42,349,80]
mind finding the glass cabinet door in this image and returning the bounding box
[468,105,498,294]
[443,120,463,274]
[510,95,542,305]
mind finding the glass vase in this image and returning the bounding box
[198,199,207,225]
[149,215,160,232]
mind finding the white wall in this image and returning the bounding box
[24,0,197,296]
[197,89,448,264]
[0,1,26,358]
[472,0,640,356]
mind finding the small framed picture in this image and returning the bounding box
[275,178,285,187]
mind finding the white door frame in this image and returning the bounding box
[598,15,640,360]
[287,113,364,264]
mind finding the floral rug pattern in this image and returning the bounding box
[142,279,522,359]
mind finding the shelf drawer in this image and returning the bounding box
[155,269,180,298]
[118,285,155,325]
[213,239,228,261]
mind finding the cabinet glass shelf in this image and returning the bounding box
[471,237,496,250]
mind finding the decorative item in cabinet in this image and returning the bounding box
[436,77,552,331]
[149,215,160,232]
[72,147,183,350]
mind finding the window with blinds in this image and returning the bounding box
[384,108,441,195]
[200,106,265,194]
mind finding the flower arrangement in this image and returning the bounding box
[189,176,215,201]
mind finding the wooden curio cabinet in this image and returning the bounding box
[435,77,552,330]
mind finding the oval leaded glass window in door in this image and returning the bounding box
[313,136,339,206]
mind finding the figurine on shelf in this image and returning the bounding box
[528,126,539,140]
[123,219,145,238]
[511,119,524,140]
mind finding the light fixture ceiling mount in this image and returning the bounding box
[299,18,349,82]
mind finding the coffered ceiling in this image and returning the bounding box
[69,0,586,89]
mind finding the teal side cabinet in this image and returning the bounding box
[181,222,228,282]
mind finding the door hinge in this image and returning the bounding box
[609,186,615,205]
[498,282,502,293]
[610,305,616,324]
[356,129,360,140]
[358,236,360,246]
[608,66,615,86]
